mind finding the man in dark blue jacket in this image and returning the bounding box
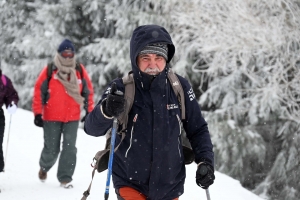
[84,24,215,200]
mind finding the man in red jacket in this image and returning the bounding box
[32,39,94,188]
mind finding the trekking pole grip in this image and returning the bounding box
[199,164,208,175]
[198,164,211,200]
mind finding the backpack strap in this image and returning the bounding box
[47,63,55,82]
[47,62,83,82]
[1,75,7,86]
[167,68,186,120]
[117,69,185,125]
[118,71,135,131]
[75,63,84,79]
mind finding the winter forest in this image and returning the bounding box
[1,0,300,199]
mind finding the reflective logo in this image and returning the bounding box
[167,104,179,110]
[172,81,179,86]
[105,87,111,94]
[187,88,196,101]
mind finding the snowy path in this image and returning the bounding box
[0,108,264,200]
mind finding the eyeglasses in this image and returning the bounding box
[60,51,74,58]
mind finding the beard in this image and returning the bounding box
[144,67,161,75]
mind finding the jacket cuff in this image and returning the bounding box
[100,99,113,119]
[197,158,214,170]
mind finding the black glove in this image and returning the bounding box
[103,82,125,117]
[196,162,215,189]
[34,114,44,127]
[81,112,89,122]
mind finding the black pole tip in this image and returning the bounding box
[104,193,109,200]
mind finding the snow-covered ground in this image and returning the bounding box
[0,108,265,200]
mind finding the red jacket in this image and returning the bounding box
[32,64,94,122]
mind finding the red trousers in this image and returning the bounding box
[118,187,179,200]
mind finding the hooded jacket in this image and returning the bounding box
[84,25,214,200]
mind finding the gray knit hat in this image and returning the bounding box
[139,43,168,60]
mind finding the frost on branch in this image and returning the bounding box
[171,1,300,199]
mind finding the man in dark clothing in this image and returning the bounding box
[0,68,19,172]
[84,25,215,200]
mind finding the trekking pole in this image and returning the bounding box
[199,164,211,200]
[104,82,123,200]
[104,117,118,200]
[205,189,211,200]
[4,114,12,172]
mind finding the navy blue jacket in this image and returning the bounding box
[84,25,214,200]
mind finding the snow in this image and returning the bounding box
[0,108,264,200]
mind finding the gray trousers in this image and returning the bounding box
[39,121,78,183]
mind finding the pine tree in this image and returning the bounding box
[0,0,48,109]
[78,0,172,97]
[171,0,300,199]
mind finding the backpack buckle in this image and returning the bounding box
[91,158,97,168]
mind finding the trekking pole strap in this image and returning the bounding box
[81,168,96,200]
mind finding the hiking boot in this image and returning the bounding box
[38,168,47,182]
[60,181,73,189]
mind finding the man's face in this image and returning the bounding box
[137,53,166,75]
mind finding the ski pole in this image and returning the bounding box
[205,188,211,200]
[104,117,118,200]
[199,164,211,200]
[4,114,12,172]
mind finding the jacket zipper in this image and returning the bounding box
[176,114,182,158]
[125,114,138,158]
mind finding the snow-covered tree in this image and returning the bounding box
[78,0,173,98]
[171,0,300,199]
[0,0,86,109]
[2,0,300,199]
[36,0,174,106]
